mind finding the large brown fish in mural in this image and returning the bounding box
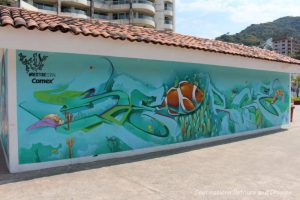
[158,81,204,115]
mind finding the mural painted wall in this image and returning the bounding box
[0,49,9,160]
[16,50,290,164]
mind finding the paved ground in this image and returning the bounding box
[1,107,300,200]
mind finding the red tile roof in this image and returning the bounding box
[1,6,300,65]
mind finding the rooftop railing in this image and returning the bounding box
[94,0,105,2]
[62,8,88,15]
[133,0,153,5]
[112,0,129,4]
[136,14,153,21]
[94,13,110,19]
[33,3,57,11]
[94,0,153,5]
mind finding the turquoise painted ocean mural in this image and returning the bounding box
[16,50,290,164]
[0,49,9,159]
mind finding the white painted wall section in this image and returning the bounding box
[0,27,299,73]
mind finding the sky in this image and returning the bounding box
[176,0,300,39]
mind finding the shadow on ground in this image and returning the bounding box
[0,128,288,185]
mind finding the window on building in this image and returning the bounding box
[164,17,172,24]
[112,0,129,4]
[164,3,172,10]
[113,13,129,20]
[94,12,109,19]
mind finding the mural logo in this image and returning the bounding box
[19,53,48,73]
[18,53,55,84]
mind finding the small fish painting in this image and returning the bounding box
[26,114,64,131]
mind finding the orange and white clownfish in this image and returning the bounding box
[157,81,204,115]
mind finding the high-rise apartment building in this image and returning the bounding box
[12,0,174,31]
[273,37,300,56]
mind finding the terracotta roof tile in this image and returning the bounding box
[37,21,49,30]
[1,5,300,65]
[1,16,13,26]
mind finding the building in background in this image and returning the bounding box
[272,37,300,56]
[1,0,17,6]
[14,0,174,31]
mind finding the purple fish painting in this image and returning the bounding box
[26,114,64,131]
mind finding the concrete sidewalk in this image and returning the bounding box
[0,107,300,200]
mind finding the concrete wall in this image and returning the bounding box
[0,27,298,172]
[14,49,290,167]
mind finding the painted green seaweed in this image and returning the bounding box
[19,143,62,164]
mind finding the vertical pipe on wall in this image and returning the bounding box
[90,0,94,19]
[129,0,133,25]
[289,72,292,124]
[57,0,61,15]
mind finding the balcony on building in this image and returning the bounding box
[110,12,155,28]
[93,12,110,20]
[20,0,40,11]
[61,0,90,8]
[132,12,155,28]
[33,2,58,14]
[164,17,173,30]
[93,0,110,11]
[61,7,89,18]
[111,12,130,24]
[110,0,130,12]
[164,2,173,16]
[132,0,155,15]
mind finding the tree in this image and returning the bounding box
[0,0,18,6]
[292,50,300,60]
[1,0,8,5]
[292,75,300,97]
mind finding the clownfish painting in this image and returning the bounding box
[157,81,204,115]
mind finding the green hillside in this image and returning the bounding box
[216,17,300,47]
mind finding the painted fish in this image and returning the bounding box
[158,81,204,115]
[44,114,64,125]
[26,114,64,131]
